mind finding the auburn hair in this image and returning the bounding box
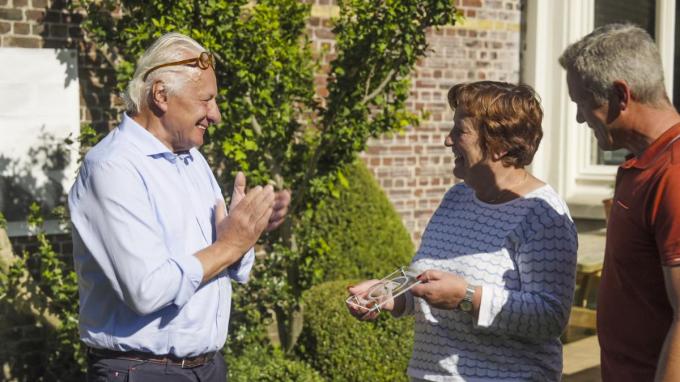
[447,81,543,167]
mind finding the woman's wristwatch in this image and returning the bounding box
[458,285,476,312]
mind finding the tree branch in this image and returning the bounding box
[362,69,396,104]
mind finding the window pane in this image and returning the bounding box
[594,0,655,37]
[592,0,655,165]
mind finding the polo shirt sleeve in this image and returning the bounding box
[655,166,680,266]
[69,159,203,315]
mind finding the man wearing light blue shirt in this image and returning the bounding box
[68,33,290,382]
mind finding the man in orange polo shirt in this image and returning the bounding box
[560,23,680,381]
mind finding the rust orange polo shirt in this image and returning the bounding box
[598,123,680,382]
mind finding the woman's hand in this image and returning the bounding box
[346,279,395,321]
[410,269,469,310]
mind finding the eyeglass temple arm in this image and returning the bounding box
[142,58,198,81]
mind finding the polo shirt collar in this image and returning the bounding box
[118,113,194,162]
[622,122,680,170]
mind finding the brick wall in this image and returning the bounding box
[0,0,120,133]
[1,0,522,247]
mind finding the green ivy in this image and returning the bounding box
[0,203,83,380]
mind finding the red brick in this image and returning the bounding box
[31,23,44,35]
[0,8,22,20]
[31,0,48,7]
[44,10,63,23]
[314,28,334,39]
[0,0,7,6]
[49,23,68,38]
[15,0,28,6]
[62,13,83,24]
[51,0,68,8]
[0,20,9,33]
[14,22,31,35]
[25,9,44,22]
[463,0,482,7]
[69,25,81,38]
[3,35,41,47]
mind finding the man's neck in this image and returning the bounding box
[132,110,175,152]
[622,102,680,157]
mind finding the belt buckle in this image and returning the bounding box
[180,356,199,369]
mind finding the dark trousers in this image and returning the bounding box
[87,352,227,382]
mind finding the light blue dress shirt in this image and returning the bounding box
[68,114,254,357]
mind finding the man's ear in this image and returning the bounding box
[612,80,631,111]
[150,81,169,113]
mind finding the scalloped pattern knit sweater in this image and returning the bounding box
[405,183,578,382]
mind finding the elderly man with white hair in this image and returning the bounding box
[68,32,290,381]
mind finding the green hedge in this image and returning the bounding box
[227,345,324,382]
[296,280,414,382]
[299,160,414,285]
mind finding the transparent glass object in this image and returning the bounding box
[346,267,421,314]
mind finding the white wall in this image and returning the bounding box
[0,48,79,223]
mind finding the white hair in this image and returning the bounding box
[122,32,206,114]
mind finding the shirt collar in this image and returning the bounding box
[119,113,194,162]
[621,122,680,170]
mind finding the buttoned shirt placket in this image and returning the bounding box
[172,151,228,333]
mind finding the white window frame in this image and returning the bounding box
[523,0,676,219]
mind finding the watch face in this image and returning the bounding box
[459,300,472,312]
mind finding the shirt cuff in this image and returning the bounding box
[475,284,494,328]
[228,247,255,284]
[170,255,204,308]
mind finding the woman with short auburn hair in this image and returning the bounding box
[348,81,578,381]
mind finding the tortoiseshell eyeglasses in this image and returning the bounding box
[142,51,215,81]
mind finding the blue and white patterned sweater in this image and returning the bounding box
[404,183,578,382]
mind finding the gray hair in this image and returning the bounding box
[122,32,206,114]
[559,23,668,106]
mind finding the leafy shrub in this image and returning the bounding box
[227,344,323,382]
[298,160,415,286]
[0,205,83,381]
[297,280,414,382]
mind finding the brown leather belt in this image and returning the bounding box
[87,347,216,369]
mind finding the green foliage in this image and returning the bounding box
[298,160,414,286]
[297,280,414,382]
[0,203,83,380]
[227,344,324,382]
[73,0,458,354]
